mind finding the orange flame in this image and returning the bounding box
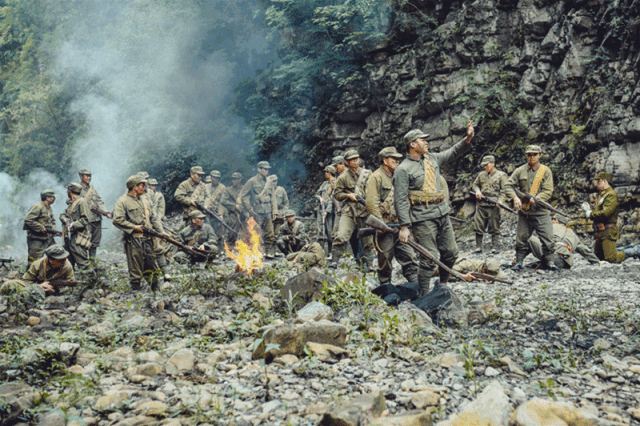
[224,217,263,273]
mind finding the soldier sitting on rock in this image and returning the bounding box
[175,210,218,264]
[0,245,74,303]
[276,210,308,256]
[286,241,326,271]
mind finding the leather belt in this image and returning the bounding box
[410,197,444,206]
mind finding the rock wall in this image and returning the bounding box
[307,0,640,239]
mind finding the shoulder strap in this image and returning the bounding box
[529,165,549,197]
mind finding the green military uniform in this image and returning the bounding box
[61,184,91,270]
[591,184,625,263]
[366,147,418,284]
[394,131,471,294]
[174,167,206,224]
[79,182,109,258]
[286,242,326,269]
[23,193,58,265]
[504,146,555,267]
[175,213,218,263]
[471,157,508,252]
[220,175,244,242]
[113,176,164,291]
[529,222,599,268]
[238,162,277,254]
[277,212,308,255]
[0,246,74,303]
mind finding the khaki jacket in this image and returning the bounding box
[80,184,108,222]
[23,256,74,283]
[24,201,57,240]
[239,174,275,215]
[174,179,206,214]
[472,170,508,205]
[60,198,90,234]
[113,193,163,236]
[178,223,217,248]
[505,163,554,215]
[335,168,369,218]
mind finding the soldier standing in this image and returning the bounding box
[394,121,475,295]
[582,172,640,262]
[276,210,308,255]
[331,149,375,269]
[272,175,289,237]
[60,183,91,270]
[205,170,225,212]
[504,145,557,270]
[238,161,277,256]
[315,165,336,254]
[330,156,346,243]
[220,172,244,242]
[174,166,206,225]
[471,155,507,254]
[528,216,600,268]
[366,147,418,284]
[147,179,166,219]
[78,168,112,258]
[113,175,164,292]
[23,189,58,265]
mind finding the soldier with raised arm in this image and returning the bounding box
[504,145,557,271]
[471,156,508,253]
[78,168,112,258]
[394,121,474,296]
[366,147,418,284]
[23,189,58,265]
[174,166,206,226]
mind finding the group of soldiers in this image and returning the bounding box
[4,120,640,300]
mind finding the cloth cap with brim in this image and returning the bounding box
[138,171,150,179]
[189,210,206,219]
[41,189,56,199]
[284,209,296,217]
[210,170,221,178]
[190,166,205,175]
[481,155,495,166]
[525,145,542,154]
[483,259,500,274]
[78,168,92,175]
[378,147,403,161]
[331,156,345,165]
[257,161,271,169]
[344,150,359,161]
[126,175,147,189]
[231,172,243,179]
[204,176,212,183]
[67,182,83,194]
[596,172,613,182]
[45,244,69,260]
[147,178,158,185]
[403,129,430,145]
[324,165,337,175]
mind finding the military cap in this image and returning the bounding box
[525,145,541,154]
[324,165,337,175]
[378,147,403,161]
[331,156,345,165]
[210,170,221,178]
[481,155,495,166]
[45,244,69,260]
[40,189,56,200]
[344,149,360,161]
[190,166,205,175]
[137,171,149,179]
[284,209,296,217]
[403,129,430,145]
[78,168,92,175]
[231,172,243,179]
[126,175,147,189]
[595,172,613,182]
[483,259,500,275]
[67,182,82,194]
[257,161,271,169]
[188,210,206,219]
[147,178,158,185]
[204,176,212,183]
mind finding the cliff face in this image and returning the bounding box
[308,0,640,240]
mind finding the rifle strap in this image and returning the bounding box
[209,184,224,206]
[522,165,549,211]
[380,187,396,218]
[187,229,203,247]
[83,185,95,205]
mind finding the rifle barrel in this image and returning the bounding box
[194,202,238,235]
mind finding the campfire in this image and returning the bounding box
[224,217,263,274]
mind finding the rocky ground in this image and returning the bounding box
[1,218,640,426]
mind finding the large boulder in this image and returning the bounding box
[317,391,385,426]
[280,269,336,309]
[437,381,510,426]
[412,284,467,327]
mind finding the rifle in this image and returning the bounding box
[471,191,516,214]
[358,216,465,238]
[0,258,14,271]
[365,215,472,282]
[90,206,112,218]
[193,202,238,236]
[49,280,85,288]
[141,226,215,260]
[468,272,513,285]
[44,228,62,237]
[344,189,367,207]
[60,217,71,241]
[449,216,468,224]
[514,189,570,219]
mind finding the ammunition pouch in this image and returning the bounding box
[76,229,92,249]
[408,190,444,206]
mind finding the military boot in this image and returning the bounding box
[491,235,500,254]
[417,269,432,297]
[622,245,640,259]
[329,245,344,268]
[512,252,527,271]
[89,246,97,259]
[473,234,483,254]
[362,249,376,273]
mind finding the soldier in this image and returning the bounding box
[504,145,557,271]
[315,165,336,253]
[582,172,640,262]
[330,156,346,242]
[113,175,164,292]
[147,179,166,219]
[452,258,508,282]
[238,161,277,256]
[286,242,326,270]
[0,245,74,303]
[331,149,375,269]
[78,168,112,258]
[221,172,244,242]
[394,121,475,295]
[332,155,346,176]
[175,210,218,263]
[366,147,418,284]
[60,183,91,270]
[471,155,507,253]
[174,166,207,225]
[277,209,308,255]
[23,189,58,265]
[204,170,226,212]
[272,175,290,238]
[528,216,600,269]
